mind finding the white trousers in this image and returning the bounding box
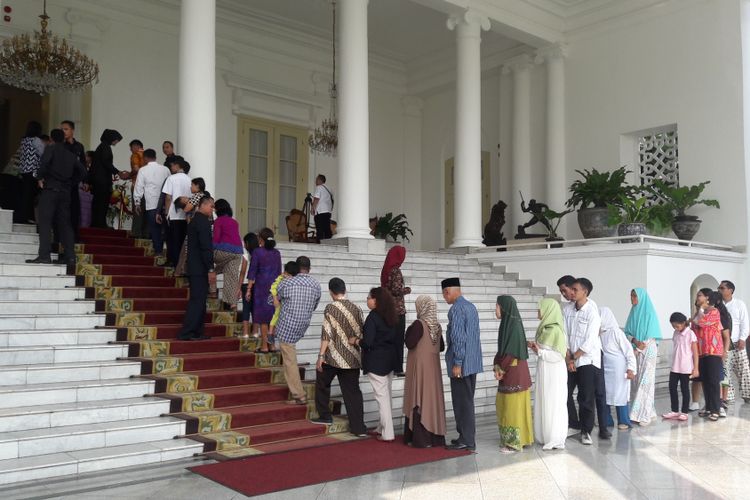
[368,372,395,440]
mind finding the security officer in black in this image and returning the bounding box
[26,129,86,265]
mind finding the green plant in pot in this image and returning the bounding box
[607,191,672,242]
[540,207,573,246]
[650,180,720,241]
[371,212,413,243]
[566,166,635,238]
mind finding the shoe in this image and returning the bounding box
[617,424,631,430]
[377,437,394,442]
[450,438,460,445]
[351,432,368,438]
[499,446,517,454]
[581,432,592,445]
[719,407,727,418]
[569,422,581,430]
[638,421,651,427]
[708,413,719,421]
[311,417,333,425]
[662,412,680,419]
[445,443,475,451]
[698,410,710,417]
[677,413,688,421]
[598,430,612,439]
[395,372,406,378]
[25,257,52,264]
[689,402,700,411]
[286,397,307,405]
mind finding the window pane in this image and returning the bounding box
[280,135,297,162]
[250,156,267,182]
[250,130,268,156]
[279,160,296,186]
[248,208,266,233]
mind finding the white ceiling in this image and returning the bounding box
[221,0,522,64]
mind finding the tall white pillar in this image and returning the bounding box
[178,0,216,192]
[447,10,490,248]
[401,96,424,249]
[335,0,372,239]
[537,44,568,221]
[503,54,533,233]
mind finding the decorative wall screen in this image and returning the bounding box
[638,129,678,203]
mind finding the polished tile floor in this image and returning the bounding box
[5,394,747,500]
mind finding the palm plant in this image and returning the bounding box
[650,180,720,218]
[566,166,635,209]
[372,212,413,242]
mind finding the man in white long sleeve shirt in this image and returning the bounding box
[566,278,602,445]
[133,149,170,256]
[719,280,750,402]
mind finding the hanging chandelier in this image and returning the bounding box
[0,0,99,95]
[308,0,338,156]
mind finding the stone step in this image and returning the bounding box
[0,438,202,485]
[0,288,86,301]
[0,314,107,331]
[0,275,76,288]
[0,397,172,433]
[10,223,36,234]
[0,300,95,315]
[0,232,39,244]
[0,344,128,366]
[0,416,186,460]
[0,210,11,233]
[0,378,155,409]
[0,328,119,347]
[0,360,142,387]
[0,252,60,264]
[0,263,66,276]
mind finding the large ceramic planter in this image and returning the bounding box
[672,215,701,241]
[617,222,647,243]
[577,207,616,239]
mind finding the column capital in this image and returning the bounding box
[401,96,424,117]
[446,9,491,33]
[535,43,569,64]
[502,53,533,75]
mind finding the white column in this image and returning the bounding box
[178,0,216,192]
[447,11,490,248]
[335,0,372,239]
[537,44,568,219]
[503,54,533,233]
[401,96,424,249]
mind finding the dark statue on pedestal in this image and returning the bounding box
[515,193,553,239]
[482,200,507,247]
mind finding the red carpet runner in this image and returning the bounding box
[190,436,473,496]
[73,227,348,459]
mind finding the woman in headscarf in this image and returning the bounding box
[529,298,568,450]
[599,307,637,430]
[624,288,661,425]
[403,295,446,448]
[494,295,533,453]
[89,129,127,228]
[381,245,411,376]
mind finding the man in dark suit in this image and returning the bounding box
[26,129,86,265]
[178,194,215,341]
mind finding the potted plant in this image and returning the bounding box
[540,207,572,247]
[607,192,671,242]
[371,212,413,243]
[566,167,635,238]
[650,180,720,241]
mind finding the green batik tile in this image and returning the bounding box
[76,263,101,277]
[211,311,236,324]
[164,374,199,393]
[254,352,282,368]
[139,340,169,357]
[106,299,134,313]
[202,431,250,450]
[188,410,232,433]
[239,338,262,352]
[327,416,350,434]
[77,254,93,264]
[269,367,286,384]
[178,391,215,411]
[116,312,144,327]
[127,326,157,341]
[152,356,183,374]
[215,447,263,459]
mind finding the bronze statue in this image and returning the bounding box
[483,200,507,246]
[516,192,553,239]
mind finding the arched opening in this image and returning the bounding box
[690,273,720,313]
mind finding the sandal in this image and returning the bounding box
[499,446,517,454]
[286,397,308,405]
[254,348,269,354]
[708,413,719,421]
[698,410,710,417]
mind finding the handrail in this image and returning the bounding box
[471,234,736,253]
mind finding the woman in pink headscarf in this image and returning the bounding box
[381,245,411,376]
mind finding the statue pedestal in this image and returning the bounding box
[506,237,549,251]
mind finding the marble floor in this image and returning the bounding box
[4,394,747,500]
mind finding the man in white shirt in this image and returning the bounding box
[566,277,602,445]
[719,280,750,403]
[558,275,581,430]
[161,158,192,267]
[311,174,333,242]
[133,149,170,257]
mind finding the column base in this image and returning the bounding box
[328,236,385,254]
[450,238,484,248]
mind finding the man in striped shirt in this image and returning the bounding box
[442,277,483,451]
[311,278,367,436]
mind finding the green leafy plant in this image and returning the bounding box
[372,212,413,242]
[566,167,635,209]
[540,208,573,239]
[650,180,720,218]
[606,191,672,234]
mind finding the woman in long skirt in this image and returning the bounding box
[494,295,533,453]
[624,288,661,426]
[530,298,568,450]
[600,307,637,430]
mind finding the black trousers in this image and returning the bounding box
[669,371,691,413]
[70,185,80,242]
[567,372,580,429]
[700,356,723,414]
[395,314,406,373]
[179,273,208,340]
[37,188,75,262]
[91,183,112,228]
[21,173,38,223]
[594,360,608,429]
[574,364,598,435]
[314,212,332,241]
[167,219,187,266]
[315,364,366,434]
[449,374,476,447]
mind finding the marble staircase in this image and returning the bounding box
[0,210,202,486]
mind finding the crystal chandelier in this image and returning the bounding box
[0,0,99,95]
[308,0,338,156]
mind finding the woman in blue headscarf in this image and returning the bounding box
[624,288,662,425]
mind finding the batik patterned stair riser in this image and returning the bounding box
[151,357,184,374]
[254,352,282,368]
[175,391,216,412]
[126,326,159,341]
[113,311,231,327]
[103,298,222,313]
[188,410,233,433]
[164,374,200,393]
[76,263,102,277]
[201,431,251,450]
[138,340,170,357]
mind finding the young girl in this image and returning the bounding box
[663,312,699,421]
[599,307,637,430]
[240,233,259,338]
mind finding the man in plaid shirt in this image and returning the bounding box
[276,255,321,404]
